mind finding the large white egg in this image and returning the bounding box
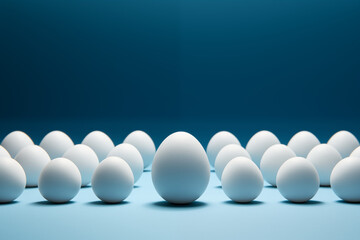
[0,157,26,203]
[276,157,319,203]
[214,144,251,180]
[91,156,134,203]
[246,130,280,167]
[152,132,210,204]
[38,158,81,203]
[260,144,296,186]
[330,157,360,202]
[82,131,114,162]
[123,130,156,169]
[0,146,11,158]
[107,143,143,183]
[222,157,263,203]
[307,144,342,186]
[287,131,320,157]
[1,131,34,158]
[15,145,51,187]
[40,131,74,159]
[63,144,99,187]
[206,131,240,167]
[328,131,359,158]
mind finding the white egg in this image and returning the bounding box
[0,146,11,158]
[0,157,26,203]
[307,144,342,186]
[63,144,99,187]
[152,132,210,204]
[82,131,114,162]
[107,143,143,183]
[350,146,360,157]
[222,157,263,203]
[1,131,34,158]
[15,145,51,187]
[206,131,240,167]
[40,131,74,159]
[288,131,320,157]
[330,157,360,202]
[328,131,359,158]
[276,157,319,203]
[246,130,280,167]
[91,156,134,203]
[123,130,156,169]
[38,158,81,203]
[260,144,296,186]
[214,144,251,180]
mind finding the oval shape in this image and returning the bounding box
[214,144,250,180]
[260,144,296,186]
[92,156,134,203]
[307,144,342,186]
[0,157,26,203]
[152,132,210,204]
[82,131,114,162]
[38,158,81,203]
[40,131,74,159]
[123,130,156,168]
[288,131,320,158]
[107,143,143,183]
[246,130,280,167]
[276,157,319,203]
[222,157,263,203]
[15,145,51,187]
[206,131,240,167]
[330,157,360,203]
[1,131,34,158]
[63,144,99,186]
[328,131,359,158]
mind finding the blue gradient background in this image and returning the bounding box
[1,1,360,239]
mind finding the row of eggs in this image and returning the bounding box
[0,130,359,204]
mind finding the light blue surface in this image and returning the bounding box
[1,170,358,240]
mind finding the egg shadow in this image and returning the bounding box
[86,200,130,206]
[223,200,264,206]
[150,201,208,209]
[81,185,92,189]
[143,169,151,173]
[280,200,323,205]
[265,185,277,189]
[210,169,215,173]
[215,185,222,189]
[133,185,141,189]
[336,200,360,204]
[0,200,19,206]
[31,200,75,206]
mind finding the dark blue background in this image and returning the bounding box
[1,0,359,145]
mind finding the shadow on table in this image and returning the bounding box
[265,185,277,189]
[223,200,264,206]
[133,185,141,189]
[150,201,207,209]
[143,169,151,173]
[215,185,222,189]
[280,200,323,205]
[210,169,215,173]
[87,200,130,206]
[31,201,75,206]
[0,201,19,206]
[335,200,360,204]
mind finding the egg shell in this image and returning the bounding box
[123,130,156,168]
[206,131,240,167]
[214,144,251,180]
[91,156,134,203]
[246,130,280,167]
[328,131,359,158]
[152,132,210,204]
[222,157,263,203]
[82,131,114,162]
[40,131,74,159]
[1,131,34,158]
[288,131,320,158]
